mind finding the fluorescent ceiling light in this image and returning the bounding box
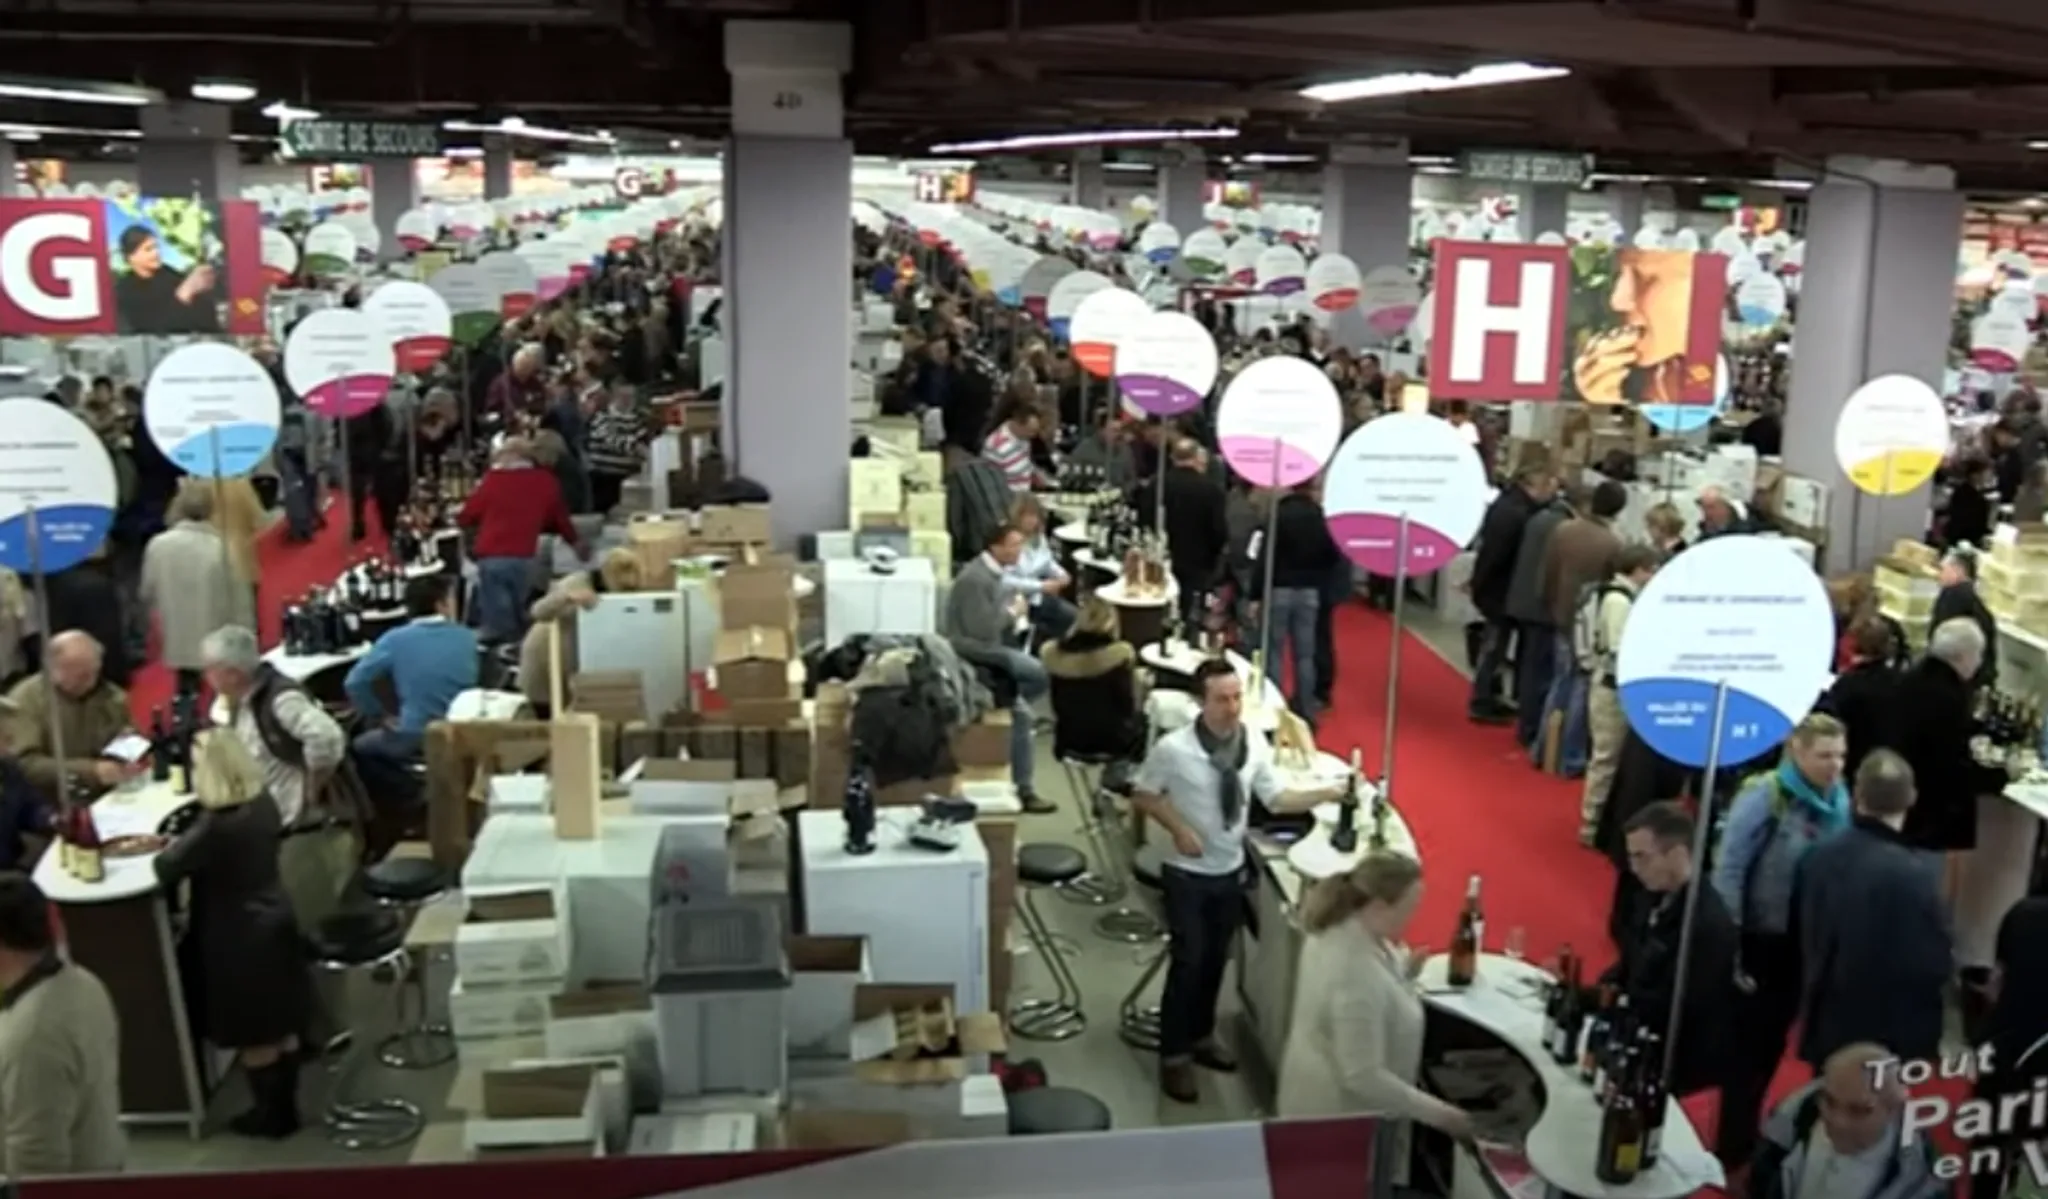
[1301,62,1568,104]
[1235,153,1316,165]
[1416,165,1461,176]
[1104,161,1154,172]
[191,80,257,104]
[1409,154,1456,166]
[445,146,484,159]
[262,101,319,122]
[0,75,158,107]
[443,118,614,146]
[4,131,39,143]
[0,120,138,139]
[2029,140,2048,151]
[929,127,1237,154]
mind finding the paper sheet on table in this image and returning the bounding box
[92,802,166,841]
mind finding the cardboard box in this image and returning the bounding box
[626,518,692,585]
[628,1112,757,1156]
[787,936,874,1058]
[773,720,811,789]
[714,627,794,701]
[466,1062,605,1154]
[700,503,771,546]
[451,977,560,1041]
[845,985,1006,1084]
[545,985,656,1059]
[718,561,798,632]
[627,757,734,817]
[455,886,571,987]
[951,711,1010,770]
[779,1110,912,1150]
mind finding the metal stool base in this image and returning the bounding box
[1009,998,1087,1041]
[378,1024,456,1070]
[326,1098,424,1150]
[1119,1005,1161,1051]
[1057,874,1123,906]
[1095,907,1163,942]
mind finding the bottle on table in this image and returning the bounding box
[1595,994,1633,1099]
[55,794,76,877]
[1546,945,1581,1064]
[149,706,172,784]
[69,803,104,885]
[1446,874,1483,986]
[1578,983,1616,1084]
[1636,1028,1667,1167]
[1595,1080,1646,1185]
[1330,747,1362,854]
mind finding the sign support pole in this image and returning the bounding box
[335,368,357,552]
[208,427,236,586]
[24,506,72,819]
[1253,438,1284,701]
[1664,679,1730,1086]
[1379,514,1412,802]
[1867,450,1895,567]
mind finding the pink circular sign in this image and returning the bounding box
[1323,413,1487,578]
[1214,356,1342,488]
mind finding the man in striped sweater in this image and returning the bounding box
[981,396,1048,492]
[585,385,649,516]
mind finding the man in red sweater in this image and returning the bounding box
[458,440,584,644]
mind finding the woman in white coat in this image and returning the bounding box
[1278,853,1474,1141]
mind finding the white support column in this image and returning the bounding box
[1158,146,1206,234]
[483,138,513,201]
[369,158,420,263]
[1320,141,1413,349]
[1783,158,1962,571]
[723,19,854,547]
[1518,183,1570,239]
[137,102,237,200]
[1071,149,1106,210]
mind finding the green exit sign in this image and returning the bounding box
[1700,192,1742,211]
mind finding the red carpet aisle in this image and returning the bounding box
[125,507,359,725]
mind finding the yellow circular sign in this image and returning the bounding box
[1832,375,1947,496]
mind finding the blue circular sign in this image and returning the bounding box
[143,342,283,478]
[0,399,118,575]
[1615,535,1833,768]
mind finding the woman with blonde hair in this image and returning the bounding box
[1003,492,1075,638]
[519,547,647,715]
[1278,852,1475,1145]
[1040,596,1144,766]
[150,731,309,1138]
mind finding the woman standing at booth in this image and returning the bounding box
[150,733,309,1140]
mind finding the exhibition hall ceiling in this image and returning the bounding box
[3,0,2048,187]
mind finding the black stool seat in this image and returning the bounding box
[314,908,406,965]
[1018,843,1088,887]
[1007,1086,1112,1135]
[1057,751,1124,767]
[1132,844,1163,889]
[362,857,449,903]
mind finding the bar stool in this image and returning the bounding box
[1054,754,1126,907]
[311,908,425,1150]
[1008,844,1089,1042]
[1119,842,1168,1051]
[1007,1086,1113,1135]
[1092,792,1162,945]
[360,857,456,1070]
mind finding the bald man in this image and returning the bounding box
[1748,1043,1940,1199]
[2,632,139,804]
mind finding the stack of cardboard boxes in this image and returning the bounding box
[450,885,574,1060]
[708,551,812,791]
[847,417,953,579]
[1982,524,2048,638]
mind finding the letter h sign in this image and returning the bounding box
[1426,241,1570,402]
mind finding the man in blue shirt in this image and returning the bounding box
[345,575,477,806]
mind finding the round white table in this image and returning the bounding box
[1075,547,1120,577]
[1284,778,1422,881]
[1051,522,1093,546]
[1415,953,1726,1199]
[34,781,193,904]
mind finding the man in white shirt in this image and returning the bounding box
[1132,659,1343,1104]
[1748,1043,1944,1199]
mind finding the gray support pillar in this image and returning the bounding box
[1609,183,1646,242]
[1782,158,1963,571]
[369,158,420,263]
[1321,141,1414,348]
[1518,183,1570,239]
[483,139,513,201]
[1158,150,1206,235]
[137,102,237,200]
[1072,150,1106,210]
[723,19,854,547]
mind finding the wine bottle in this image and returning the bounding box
[1579,984,1615,1084]
[1638,1029,1667,1167]
[1446,874,1482,986]
[1549,946,1581,1064]
[168,713,192,797]
[1331,747,1361,854]
[70,804,104,885]
[149,706,171,784]
[1596,1087,1645,1185]
[55,797,76,877]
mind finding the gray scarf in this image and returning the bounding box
[1194,719,1249,826]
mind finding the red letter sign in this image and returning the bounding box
[1426,241,1571,402]
[0,199,109,336]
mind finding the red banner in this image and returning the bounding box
[1426,239,1726,405]
[0,196,268,337]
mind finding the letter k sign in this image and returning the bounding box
[0,199,111,335]
[1426,241,1570,402]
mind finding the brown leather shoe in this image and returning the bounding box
[1194,1040,1238,1073]
[1161,1060,1199,1104]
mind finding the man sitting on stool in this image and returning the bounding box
[344,576,477,809]
[945,523,1051,815]
[1132,659,1343,1105]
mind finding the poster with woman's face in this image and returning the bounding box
[1566,245,1726,408]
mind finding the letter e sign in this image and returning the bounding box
[1426,241,1570,402]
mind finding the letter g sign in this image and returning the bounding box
[0,200,111,335]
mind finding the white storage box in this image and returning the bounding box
[455,886,570,987]
[626,757,735,817]
[649,899,790,1098]
[487,775,550,816]
[464,1062,606,1154]
[544,986,656,1059]
[785,936,872,1059]
[450,977,560,1041]
[628,1112,758,1155]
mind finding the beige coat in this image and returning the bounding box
[140,521,253,671]
[0,962,125,1176]
[517,571,594,708]
[4,676,132,804]
[1276,920,1432,1124]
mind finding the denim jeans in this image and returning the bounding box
[474,556,532,643]
[994,647,1047,796]
[1533,632,1590,776]
[1262,587,1320,719]
[353,727,425,812]
[1513,622,1558,747]
[1468,614,1515,713]
[1028,594,1078,641]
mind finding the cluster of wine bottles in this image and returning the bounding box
[148,695,200,797]
[280,559,410,656]
[1545,978,1670,1186]
[1054,462,1117,496]
[54,783,104,884]
[1446,875,1485,986]
[1975,690,2044,752]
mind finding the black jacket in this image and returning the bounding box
[1040,632,1144,763]
[1469,485,1541,620]
[1249,493,1342,597]
[1816,660,1903,781]
[1796,817,1952,1066]
[1893,657,2001,852]
[1981,898,2048,1107]
[153,796,309,1049]
[1601,877,1736,1096]
[1159,467,1230,589]
[1929,581,1998,691]
[1945,482,1993,549]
